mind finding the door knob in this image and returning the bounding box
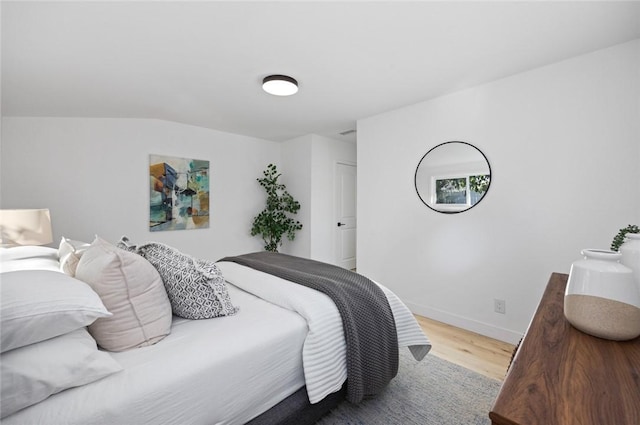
[337,222,345,227]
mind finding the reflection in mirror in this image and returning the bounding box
[415,141,491,213]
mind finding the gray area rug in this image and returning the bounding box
[316,349,502,425]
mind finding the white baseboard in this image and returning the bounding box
[405,301,523,345]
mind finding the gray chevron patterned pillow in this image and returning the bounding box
[119,239,238,320]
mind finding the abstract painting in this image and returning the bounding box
[149,154,209,232]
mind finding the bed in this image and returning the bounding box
[0,238,431,425]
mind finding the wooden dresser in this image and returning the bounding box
[489,272,640,425]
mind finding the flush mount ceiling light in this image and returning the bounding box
[262,75,298,96]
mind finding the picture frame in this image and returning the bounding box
[149,154,210,232]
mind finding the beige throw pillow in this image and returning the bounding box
[75,237,172,351]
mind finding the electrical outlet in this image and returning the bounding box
[494,299,506,314]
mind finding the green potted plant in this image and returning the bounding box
[251,164,302,252]
[611,224,640,252]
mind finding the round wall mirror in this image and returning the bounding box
[415,141,491,214]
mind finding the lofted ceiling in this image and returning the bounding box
[2,1,640,143]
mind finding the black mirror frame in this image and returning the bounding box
[414,141,492,214]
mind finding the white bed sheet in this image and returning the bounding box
[3,284,308,425]
[217,261,432,404]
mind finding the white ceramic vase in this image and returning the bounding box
[564,249,640,341]
[620,233,640,290]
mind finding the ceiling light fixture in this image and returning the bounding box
[262,75,298,96]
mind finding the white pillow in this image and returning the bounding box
[0,270,112,353]
[0,328,122,418]
[0,246,60,273]
[75,237,172,352]
[58,237,91,277]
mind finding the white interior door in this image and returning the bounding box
[334,163,357,270]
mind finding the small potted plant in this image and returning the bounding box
[611,224,640,252]
[564,224,640,341]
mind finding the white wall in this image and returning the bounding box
[280,134,357,264]
[281,134,313,257]
[357,40,640,343]
[0,117,280,262]
[309,135,357,264]
[0,118,355,264]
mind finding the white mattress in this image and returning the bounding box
[3,283,308,425]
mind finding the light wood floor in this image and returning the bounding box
[415,315,516,381]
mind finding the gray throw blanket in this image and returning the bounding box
[219,252,398,404]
